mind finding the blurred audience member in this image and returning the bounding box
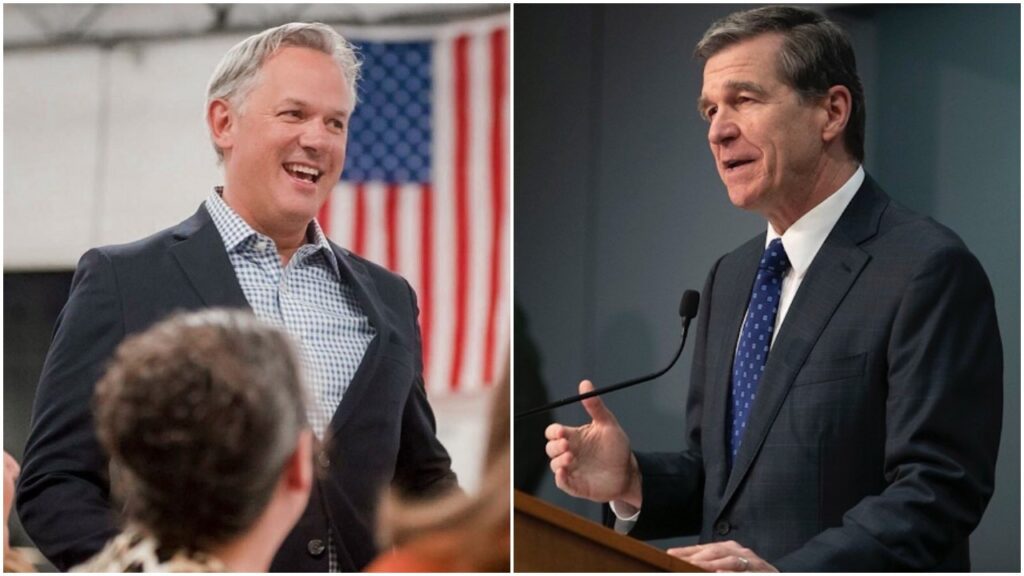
[4,452,35,572]
[73,310,313,572]
[366,362,510,572]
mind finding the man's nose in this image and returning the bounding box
[708,111,740,146]
[299,120,332,154]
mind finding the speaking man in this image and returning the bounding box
[17,22,456,572]
[545,6,1002,572]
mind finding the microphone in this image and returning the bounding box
[515,290,700,420]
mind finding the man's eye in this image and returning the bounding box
[329,119,345,131]
[281,110,302,119]
[706,106,717,120]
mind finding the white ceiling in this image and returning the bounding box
[4,4,508,49]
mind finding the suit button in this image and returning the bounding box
[715,520,731,536]
[307,539,326,557]
[317,451,330,469]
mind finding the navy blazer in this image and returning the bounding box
[624,176,1001,570]
[17,205,457,571]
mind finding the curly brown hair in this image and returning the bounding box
[93,309,308,554]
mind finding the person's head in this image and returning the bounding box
[695,6,864,228]
[373,360,510,572]
[205,23,361,235]
[484,360,510,472]
[94,309,313,556]
[3,452,17,536]
[3,452,33,573]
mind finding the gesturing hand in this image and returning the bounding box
[544,380,641,507]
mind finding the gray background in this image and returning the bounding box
[514,4,1019,570]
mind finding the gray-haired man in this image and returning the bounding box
[546,7,1001,571]
[18,23,457,572]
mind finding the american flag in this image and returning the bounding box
[320,16,509,396]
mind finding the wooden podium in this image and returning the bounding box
[514,491,703,572]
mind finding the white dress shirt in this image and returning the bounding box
[611,165,865,528]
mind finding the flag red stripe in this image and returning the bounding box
[385,184,399,270]
[318,195,332,235]
[483,28,506,384]
[354,183,367,255]
[420,184,433,378]
[450,35,470,391]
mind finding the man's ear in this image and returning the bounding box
[207,98,235,154]
[283,430,314,494]
[820,85,852,146]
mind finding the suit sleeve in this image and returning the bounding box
[392,280,458,497]
[625,257,721,540]
[16,249,126,570]
[775,246,1002,571]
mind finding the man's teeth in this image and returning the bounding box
[284,163,321,182]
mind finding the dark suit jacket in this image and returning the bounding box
[625,176,1002,571]
[17,205,457,572]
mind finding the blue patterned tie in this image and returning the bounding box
[729,238,790,465]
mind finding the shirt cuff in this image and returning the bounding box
[609,501,640,534]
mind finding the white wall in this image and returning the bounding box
[4,37,231,268]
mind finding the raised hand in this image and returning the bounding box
[544,380,641,507]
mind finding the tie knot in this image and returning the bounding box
[759,238,791,273]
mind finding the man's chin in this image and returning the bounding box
[275,183,329,211]
[726,186,761,211]
[271,197,324,227]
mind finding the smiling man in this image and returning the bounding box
[17,23,457,572]
[545,6,1002,571]
[207,43,352,264]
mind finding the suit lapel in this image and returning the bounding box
[718,178,888,510]
[706,236,764,499]
[170,206,396,443]
[168,205,250,309]
[324,245,392,443]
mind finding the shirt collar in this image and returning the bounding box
[766,165,864,280]
[205,188,337,270]
[206,187,257,252]
[304,214,341,276]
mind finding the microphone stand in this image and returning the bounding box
[514,318,693,420]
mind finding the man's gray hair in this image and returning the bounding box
[695,6,866,162]
[206,22,363,161]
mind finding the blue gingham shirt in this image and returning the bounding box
[205,190,376,438]
[208,190,373,571]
